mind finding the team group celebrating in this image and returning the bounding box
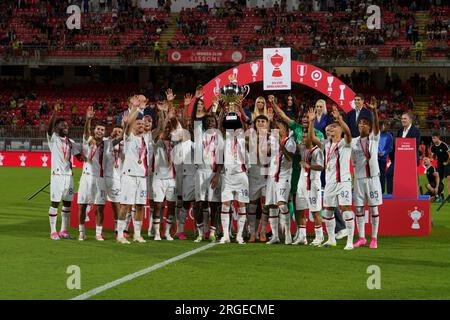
[45,86,383,250]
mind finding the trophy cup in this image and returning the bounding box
[268,50,284,77]
[409,207,423,230]
[219,74,250,106]
[41,154,49,167]
[327,76,334,95]
[297,64,307,82]
[250,61,260,81]
[19,153,27,167]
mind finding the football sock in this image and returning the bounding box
[133,220,142,238]
[221,205,230,239]
[322,209,336,241]
[343,210,355,245]
[269,208,280,239]
[61,206,71,232]
[237,207,247,239]
[356,207,365,238]
[95,225,102,237]
[117,220,125,238]
[178,207,187,233]
[370,206,379,239]
[153,218,161,236]
[49,207,58,234]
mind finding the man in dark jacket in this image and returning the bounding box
[386,112,421,194]
[345,94,373,138]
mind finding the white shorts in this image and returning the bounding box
[147,174,153,201]
[78,175,106,205]
[153,178,177,203]
[182,175,195,201]
[105,177,121,202]
[50,174,74,203]
[221,172,249,203]
[354,176,383,207]
[307,179,322,212]
[323,181,352,208]
[295,181,308,211]
[249,175,267,201]
[120,175,147,205]
[195,170,221,202]
[265,176,291,206]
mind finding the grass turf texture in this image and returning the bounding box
[1,167,450,300]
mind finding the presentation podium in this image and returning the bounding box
[70,139,431,236]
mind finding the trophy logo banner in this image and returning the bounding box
[263,48,291,90]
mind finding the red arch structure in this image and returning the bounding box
[189,60,355,114]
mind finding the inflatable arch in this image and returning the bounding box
[188,60,356,115]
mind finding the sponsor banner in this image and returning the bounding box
[167,49,246,63]
[263,47,291,90]
[0,151,83,168]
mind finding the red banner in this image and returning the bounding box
[167,49,246,63]
[0,151,83,168]
[393,138,419,199]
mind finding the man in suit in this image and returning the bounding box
[345,94,374,138]
[386,112,421,194]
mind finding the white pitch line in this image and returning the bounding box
[71,242,217,300]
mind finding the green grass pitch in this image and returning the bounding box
[1,167,450,300]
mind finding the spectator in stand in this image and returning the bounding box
[378,120,393,194]
[313,99,332,136]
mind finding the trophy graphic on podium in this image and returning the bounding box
[339,84,346,105]
[41,154,49,167]
[19,153,27,167]
[409,207,424,230]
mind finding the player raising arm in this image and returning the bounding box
[351,97,382,249]
[46,101,84,240]
[321,106,355,250]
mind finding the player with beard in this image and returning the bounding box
[77,106,108,241]
[46,101,84,240]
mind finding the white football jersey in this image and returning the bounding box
[351,132,380,179]
[223,130,247,175]
[122,132,150,177]
[268,135,296,179]
[153,139,176,179]
[103,138,124,179]
[47,133,80,176]
[198,130,224,172]
[81,136,106,177]
[324,139,352,184]
[173,140,196,176]
[300,144,324,182]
